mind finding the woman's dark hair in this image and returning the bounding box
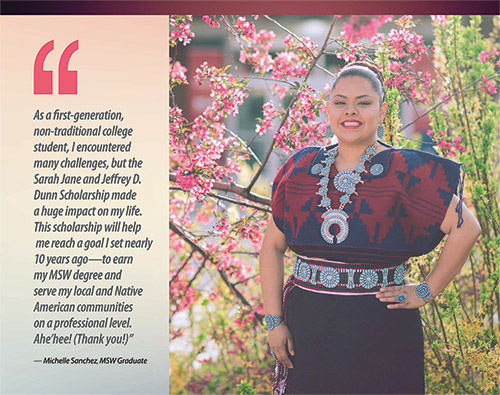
[332,61,386,105]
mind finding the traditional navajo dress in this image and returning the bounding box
[270,142,464,395]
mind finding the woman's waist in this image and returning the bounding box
[287,243,413,267]
[291,254,407,296]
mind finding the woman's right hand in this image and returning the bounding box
[260,218,293,367]
[268,323,295,368]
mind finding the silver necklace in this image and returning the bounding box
[311,141,378,244]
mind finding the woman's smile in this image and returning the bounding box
[340,119,363,128]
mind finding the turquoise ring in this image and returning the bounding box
[397,295,406,303]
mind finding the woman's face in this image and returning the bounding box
[328,76,387,147]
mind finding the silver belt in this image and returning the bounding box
[292,254,407,295]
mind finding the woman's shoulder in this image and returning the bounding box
[279,145,323,172]
[365,145,463,194]
[394,148,463,179]
[388,146,462,171]
[381,147,463,202]
[273,146,324,186]
[288,145,323,163]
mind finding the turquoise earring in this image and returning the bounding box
[325,125,334,139]
[377,124,385,139]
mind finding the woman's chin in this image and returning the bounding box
[336,134,376,146]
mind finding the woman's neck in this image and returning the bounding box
[334,139,387,172]
[336,140,376,162]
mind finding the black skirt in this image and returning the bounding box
[283,286,424,395]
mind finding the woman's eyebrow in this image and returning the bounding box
[332,94,373,99]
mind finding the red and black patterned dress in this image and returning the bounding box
[270,142,463,395]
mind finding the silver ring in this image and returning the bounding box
[397,294,406,303]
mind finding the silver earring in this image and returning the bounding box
[377,124,385,139]
[325,125,334,139]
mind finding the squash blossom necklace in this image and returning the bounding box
[311,141,378,244]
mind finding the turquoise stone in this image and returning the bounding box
[394,264,406,285]
[360,269,378,289]
[311,164,323,175]
[320,267,340,288]
[319,177,329,186]
[370,163,384,176]
[340,194,350,204]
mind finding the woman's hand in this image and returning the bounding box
[376,284,430,309]
[268,323,295,368]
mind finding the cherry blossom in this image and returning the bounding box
[234,16,256,41]
[170,15,195,46]
[256,101,278,136]
[271,83,290,99]
[480,76,497,95]
[431,15,449,26]
[202,15,221,28]
[478,49,491,63]
[341,15,393,44]
[169,59,188,87]
[430,129,467,157]
[272,51,308,80]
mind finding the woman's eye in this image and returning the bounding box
[359,101,371,105]
[334,101,345,105]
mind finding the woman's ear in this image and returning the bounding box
[379,102,388,122]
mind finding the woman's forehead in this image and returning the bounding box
[332,76,377,95]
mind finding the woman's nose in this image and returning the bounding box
[344,105,357,115]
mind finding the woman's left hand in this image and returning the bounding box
[376,283,431,309]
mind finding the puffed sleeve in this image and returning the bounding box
[396,149,465,255]
[271,147,318,233]
[271,161,287,233]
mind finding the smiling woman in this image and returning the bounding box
[259,61,482,394]
[328,76,387,152]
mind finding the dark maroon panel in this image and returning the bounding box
[2,1,499,15]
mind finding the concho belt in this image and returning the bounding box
[292,254,407,295]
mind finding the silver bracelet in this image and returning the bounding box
[415,281,432,301]
[264,314,282,331]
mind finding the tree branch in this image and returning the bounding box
[399,72,499,133]
[233,273,259,286]
[170,172,270,206]
[170,250,194,284]
[263,15,335,78]
[246,17,337,193]
[170,185,271,213]
[418,263,468,393]
[222,126,262,166]
[185,258,207,290]
[170,220,259,317]
[237,74,298,87]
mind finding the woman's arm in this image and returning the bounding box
[259,218,295,368]
[377,195,482,308]
[424,195,482,297]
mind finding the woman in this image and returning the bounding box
[259,61,481,394]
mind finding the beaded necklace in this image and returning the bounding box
[311,141,378,244]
